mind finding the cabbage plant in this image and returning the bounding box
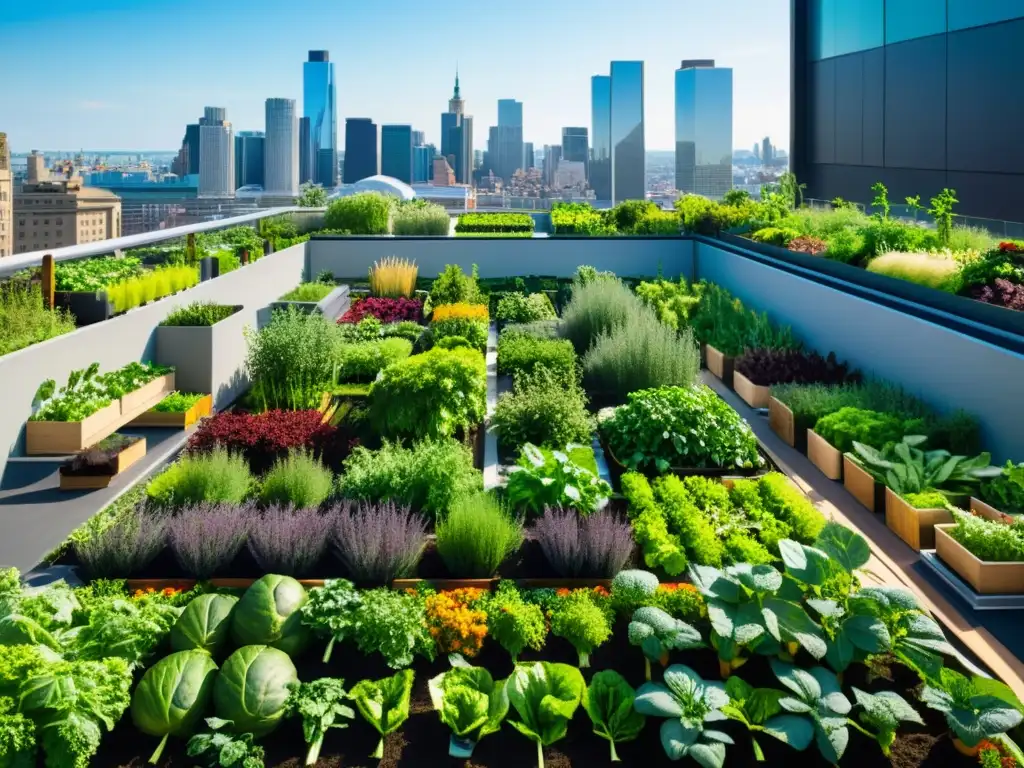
[231,575,310,657]
[170,594,238,657]
[428,655,508,757]
[213,645,298,737]
[507,661,585,768]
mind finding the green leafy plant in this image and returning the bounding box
[145,449,252,508]
[435,491,523,577]
[506,443,611,515]
[350,669,415,759]
[851,435,1001,496]
[230,575,310,657]
[921,668,1023,750]
[170,593,239,656]
[297,182,328,208]
[152,391,205,413]
[279,282,335,302]
[323,191,393,234]
[690,283,798,356]
[849,687,924,756]
[506,661,585,768]
[285,678,355,766]
[186,717,266,768]
[583,670,646,762]
[0,281,76,357]
[334,337,412,382]
[495,292,556,325]
[392,200,451,235]
[73,595,182,667]
[947,510,1024,562]
[721,675,812,760]
[0,695,35,767]
[257,450,333,508]
[634,663,733,767]
[427,656,508,757]
[550,590,613,668]
[483,582,547,662]
[769,661,851,763]
[353,588,434,669]
[867,250,960,292]
[814,407,913,453]
[31,363,110,423]
[429,264,484,307]
[627,606,704,681]
[635,277,701,330]
[130,650,219,764]
[212,645,298,737]
[300,579,362,663]
[929,188,959,247]
[491,369,592,452]
[980,462,1024,517]
[497,331,576,383]
[610,569,660,616]
[560,277,647,353]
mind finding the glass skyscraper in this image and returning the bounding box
[590,75,611,202]
[610,61,645,203]
[561,127,589,180]
[381,125,414,183]
[497,99,523,128]
[234,131,264,189]
[674,60,733,198]
[303,50,338,188]
[343,118,379,183]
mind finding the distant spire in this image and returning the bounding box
[454,64,460,99]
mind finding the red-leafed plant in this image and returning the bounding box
[788,235,828,256]
[971,278,1024,312]
[999,241,1022,253]
[340,296,423,324]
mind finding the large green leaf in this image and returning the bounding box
[762,714,814,750]
[583,670,645,754]
[130,650,218,759]
[688,566,740,603]
[507,662,584,748]
[213,646,298,737]
[844,615,890,653]
[441,686,489,737]
[814,523,870,573]
[170,594,238,656]
[778,541,831,587]
[761,598,827,659]
[350,669,414,738]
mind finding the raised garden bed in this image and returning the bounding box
[732,370,770,408]
[156,304,247,406]
[131,393,213,428]
[703,343,734,386]
[807,428,842,480]
[58,434,146,490]
[971,496,1015,523]
[768,395,796,447]
[885,487,954,551]
[270,283,350,319]
[844,455,885,513]
[935,523,1024,595]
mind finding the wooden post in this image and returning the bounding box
[186,233,196,265]
[41,254,55,310]
[240,249,249,265]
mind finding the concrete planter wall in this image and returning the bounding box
[268,285,350,320]
[156,306,249,407]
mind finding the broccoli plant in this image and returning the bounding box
[610,569,660,616]
[550,590,612,668]
[627,606,703,681]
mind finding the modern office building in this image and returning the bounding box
[413,145,435,183]
[412,130,425,147]
[609,61,645,203]
[303,50,338,188]
[674,59,733,198]
[561,127,589,181]
[791,0,1024,220]
[440,71,474,185]
[524,142,535,170]
[762,136,773,165]
[198,107,234,198]
[234,131,264,189]
[543,145,562,188]
[298,117,312,184]
[590,75,612,202]
[381,124,414,183]
[264,98,299,195]
[343,118,380,183]
[172,123,201,179]
[488,99,524,182]
[497,99,523,129]
[0,133,11,258]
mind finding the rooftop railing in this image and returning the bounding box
[804,198,1024,239]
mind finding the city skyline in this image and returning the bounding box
[0,0,790,153]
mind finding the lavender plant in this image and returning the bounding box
[332,501,427,584]
[168,503,252,579]
[532,507,634,578]
[248,505,333,577]
[74,505,166,579]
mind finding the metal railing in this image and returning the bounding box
[804,198,1024,239]
[0,206,308,279]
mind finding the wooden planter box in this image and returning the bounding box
[59,437,147,490]
[807,429,842,480]
[885,487,953,551]
[935,524,1024,594]
[130,393,213,429]
[26,373,174,455]
[705,344,734,387]
[733,371,770,409]
[768,397,795,447]
[971,497,1014,523]
[843,455,884,512]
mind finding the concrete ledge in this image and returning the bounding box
[269,284,351,320]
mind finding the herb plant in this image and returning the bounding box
[160,302,238,327]
[435,492,523,577]
[506,443,612,515]
[734,349,861,388]
[721,675,813,760]
[980,462,1024,517]
[497,331,576,383]
[532,507,634,578]
[146,449,252,507]
[491,369,593,451]
[257,450,333,508]
[332,501,427,583]
[152,391,204,413]
[496,292,556,323]
[300,579,362,663]
[813,407,911,452]
[352,589,434,669]
[186,717,266,768]
[0,281,76,357]
[483,582,546,662]
[769,661,851,763]
[285,678,355,766]
[350,669,415,759]
[851,435,1001,495]
[550,590,612,667]
[947,510,1024,562]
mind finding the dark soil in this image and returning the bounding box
[91,621,967,768]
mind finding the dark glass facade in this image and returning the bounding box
[561,127,589,180]
[184,124,200,176]
[303,51,338,188]
[793,0,1024,220]
[234,132,264,188]
[343,118,379,184]
[381,125,413,183]
[590,75,611,202]
[610,61,645,203]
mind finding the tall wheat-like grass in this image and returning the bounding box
[866,249,960,292]
[369,256,418,298]
[106,265,199,313]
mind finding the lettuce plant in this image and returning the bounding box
[285,678,355,766]
[350,669,415,759]
[427,655,508,757]
[921,669,1024,751]
[352,588,435,669]
[506,443,611,515]
[583,670,646,762]
[627,606,703,681]
[507,662,586,768]
[483,583,546,663]
[0,695,35,767]
[634,664,733,767]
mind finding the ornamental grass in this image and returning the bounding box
[369,256,418,298]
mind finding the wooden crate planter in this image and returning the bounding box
[26,373,175,455]
[704,345,734,387]
[733,371,770,409]
[768,396,795,447]
[807,429,842,480]
[127,577,614,592]
[58,437,147,490]
[885,487,953,551]
[130,393,213,429]
[843,455,884,512]
[971,497,1014,523]
[935,524,1024,594]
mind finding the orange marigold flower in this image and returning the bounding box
[556,588,571,597]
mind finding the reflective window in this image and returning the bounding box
[810,0,883,59]
[609,61,645,203]
[675,66,733,198]
[887,0,946,43]
[948,0,1024,30]
[809,0,836,60]
[590,75,611,203]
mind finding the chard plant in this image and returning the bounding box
[851,436,1001,496]
[285,678,355,766]
[506,661,585,768]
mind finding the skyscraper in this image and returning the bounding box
[543,145,562,188]
[0,133,10,258]
[303,50,338,188]
[198,107,234,198]
[440,70,474,185]
[762,137,773,165]
[298,117,312,183]
[524,142,535,170]
[412,130,425,147]
[381,125,414,183]
[610,61,645,203]
[561,127,589,180]
[489,99,524,181]
[343,118,380,183]
[674,59,733,198]
[590,75,612,202]
[264,98,299,195]
[413,145,435,183]
[235,131,265,189]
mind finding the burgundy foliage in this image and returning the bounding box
[734,348,863,387]
[339,296,423,324]
[787,235,828,256]
[187,409,338,473]
[74,506,166,579]
[532,507,634,578]
[168,502,253,579]
[972,278,1024,312]
[331,501,427,584]
[247,505,333,577]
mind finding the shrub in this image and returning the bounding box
[550,202,614,235]
[634,208,681,235]
[168,503,252,579]
[247,505,333,576]
[582,316,701,400]
[813,407,911,452]
[105,265,200,314]
[495,293,556,324]
[429,306,489,349]
[188,410,337,473]
[947,225,996,254]
[0,282,76,357]
[435,492,523,577]
[750,227,800,247]
[635,278,700,330]
[146,449,253,508]
[73,505,166,579]
[339,297,423,324]
[491,369,592,450]
[867,250,960,292]
[600,385,763,472]
[788,235,828,255]
[455,212,534,233]
[323,192,393,234]
[948,510,1024,562]
[332,502,427,583]
[258,451,334,508]
[560,277,646,353]
[334,338,413,382]
[392,203,450,236]
[380,320,427,344]
[369,348,486,440]
[733,348,861,387]
[532,508,634,578]
[429,264,484,307]
[824,228,868,264]
[972,279,1024,311]
[956,241,1024,291]
[435,335,470,350]
[369,256,418,298]
[863,217,936,256]
[690,283,798,356]
[337,439,481,517]
[279,282,335,302]
[502,319,562,339]
[770,381,932,433]
[431,302,489,322]
[497,332,576,382]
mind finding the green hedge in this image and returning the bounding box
[455,212,534,234]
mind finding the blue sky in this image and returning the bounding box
[0,0,790,153]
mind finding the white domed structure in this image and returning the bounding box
[329,175,416,201]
